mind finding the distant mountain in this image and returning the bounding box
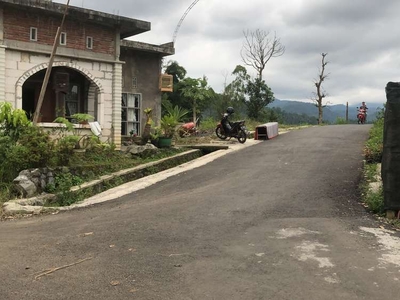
[269,99,384,123]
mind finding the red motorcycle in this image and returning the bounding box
[357,108,366,124]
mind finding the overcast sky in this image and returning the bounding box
[63,0,400,106]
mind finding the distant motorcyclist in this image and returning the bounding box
[359,101,368,121]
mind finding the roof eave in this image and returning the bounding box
[121,40,175,57]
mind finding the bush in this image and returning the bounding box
[55,135,80,165]
[335,117,347,125]
[0,127,55,182]
[45,172,84,206]
[364,118,384,163]
[0,102,31,140]
[198,117,217,132]
[364,187,384,214]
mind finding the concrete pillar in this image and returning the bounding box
[0,46,5,102]
[97,92,104,127]
[112,63,122,149]
[0,8,5,102]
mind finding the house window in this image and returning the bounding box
[60,32,67,45]
[30,27,37,41]
[121,93,141,136]
[65,84,80,118]
[86,36,93,49]
[132,77,137,89]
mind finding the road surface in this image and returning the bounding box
[1,125,399,299]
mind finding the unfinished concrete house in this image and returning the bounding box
[0,0,174,148]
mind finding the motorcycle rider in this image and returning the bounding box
[221,107,234,134]
[359,101,368,121]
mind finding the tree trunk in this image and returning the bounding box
[193,98,197,123]
[318,106,323,125]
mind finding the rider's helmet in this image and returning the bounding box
[226,107,234,115]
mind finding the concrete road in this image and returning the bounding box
[1,125,400,300]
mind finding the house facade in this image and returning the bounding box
[0,0,174,148]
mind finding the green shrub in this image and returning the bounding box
[335,117,347,125]
[364,118,384,163]
[55,135,79,165]
[198,117,217,132]
[0,102,31,140]
[365,187,384,214]
[1,127,55,182]
[45,172,84,206]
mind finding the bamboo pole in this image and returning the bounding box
[32,0,71,125]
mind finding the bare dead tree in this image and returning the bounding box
[312,53,329,125]
[241,29,285,80]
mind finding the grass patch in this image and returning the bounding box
[47,149,202,207]
[364,163,378,182]
[360,110,385,215]
[364,118,383,163]
[67,147,186,181]
[1,147,187,207]
[362,185,384,214]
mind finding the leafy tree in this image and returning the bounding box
[312,53,329,125]
[241,29,285,80]
[164,60,187,84]
[264,107,284,123]
[245,78,274,121]
[224,65,249,117]
[179,76,215,123]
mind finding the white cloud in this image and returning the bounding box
[63,0,399,105]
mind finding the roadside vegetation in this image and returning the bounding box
[361,107,384,214]
[0,102,185,211]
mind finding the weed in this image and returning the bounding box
[45,173,84,206]
[335,117,347,125]
[364,117,384,163]
[364,187,384,214]
[364,163,378,182]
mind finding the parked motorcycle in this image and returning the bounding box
[215,110,247,143]
[357,107,366,124]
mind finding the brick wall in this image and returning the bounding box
[3,7,115,55]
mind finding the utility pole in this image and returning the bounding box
[346,102,349,123]
[32,0,70,125]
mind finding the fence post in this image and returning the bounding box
[382,82,400,217]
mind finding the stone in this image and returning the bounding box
[13,175,37,197]
[31,177,40,188]
[31,168,41,177]
[125,143,158,155]
[19,170,30,177]
[386,210,396,220]
[48,176,55,185]
[369,182,382,194]
[2,202,42,215]
[40,179,47,189]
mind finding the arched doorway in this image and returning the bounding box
[22,67,98,122]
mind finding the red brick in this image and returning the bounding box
[3,7,115,55]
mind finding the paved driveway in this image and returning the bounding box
[1,125,399,300]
